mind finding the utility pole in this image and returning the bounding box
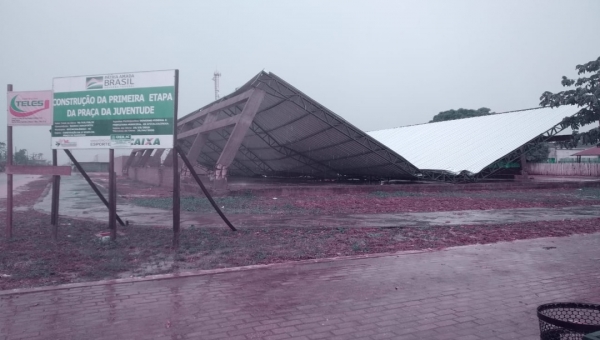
[212,71,221,101]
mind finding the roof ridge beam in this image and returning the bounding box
[177,88,255,126]
[178,115,241,139]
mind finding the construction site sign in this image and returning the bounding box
[51,70,176,149]
[7,91,53,126]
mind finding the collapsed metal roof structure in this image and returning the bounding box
[126,71,584,185]
[176,71,420,184]
[368,106,582,181]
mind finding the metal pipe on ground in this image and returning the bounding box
[63,149,125,227]
[175,144,236,231]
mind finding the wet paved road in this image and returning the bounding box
[0,173,41,201]
[33,175,600,228]
[1,233,599,340]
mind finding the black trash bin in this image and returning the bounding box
[537,303,600,339]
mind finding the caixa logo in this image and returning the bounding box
[132,138,161,146]
[9,95,50,117]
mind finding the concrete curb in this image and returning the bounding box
[0,249,430,296]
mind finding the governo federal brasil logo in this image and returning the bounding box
[86,76,104,90]
[85,74,135,89]
[9,95,50,118]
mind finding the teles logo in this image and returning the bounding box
[9,95,50,118]
[86,77,104,90]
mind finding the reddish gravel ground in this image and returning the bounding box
[290,191,600,214]
[1,176,600,290]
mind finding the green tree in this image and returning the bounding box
[429,107,493,123]
[0,142,5,172]
[0,141,6,162]
[525,143,550,162]
[540,56,600,148]
[14,149,28,165]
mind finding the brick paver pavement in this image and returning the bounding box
[1,233,599,340]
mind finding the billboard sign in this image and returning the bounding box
[7,91,53,126]
[51,70,176,149]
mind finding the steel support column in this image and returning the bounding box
[130,150,144,167]
[185,112,219,163]
[214,89,265,189]
[148,148,165,166]
[162,149,174,167]
[122,151,136,175]
[138,149,154,167]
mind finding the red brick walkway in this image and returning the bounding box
[2,233,599,340]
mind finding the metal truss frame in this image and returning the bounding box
[419,120,570,183]
[253,73,420,178]
[219,107,339,176]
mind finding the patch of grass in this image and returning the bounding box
[575,188,600,199]
[131,195,304,215]
[351,240,366,252]
[282,203,305,213]
[14,260,54,280]
[91,256,131,278]
[133,195,256,213]
[370,191,420,198]
[252,251,267,261]
[236,190,255,198]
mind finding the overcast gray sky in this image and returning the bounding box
[1,0,599,162]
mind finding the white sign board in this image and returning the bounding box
[7,91,53,126]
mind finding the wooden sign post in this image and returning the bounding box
[6,84,13,239]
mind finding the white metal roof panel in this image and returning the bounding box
[367,106,581,174]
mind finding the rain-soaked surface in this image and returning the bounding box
[1,233,598,339]
[34,174,600,228]
[33,174,206,226]
[0,173,41,200]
